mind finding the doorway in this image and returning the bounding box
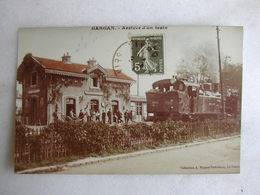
[90,99,99,112]
[66,97,76,116]
[112,100,119,122]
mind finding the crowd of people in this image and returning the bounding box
[59,108,133,125]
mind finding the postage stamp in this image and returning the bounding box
[131,35,164,74]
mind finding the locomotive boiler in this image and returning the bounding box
[146,78,222,121]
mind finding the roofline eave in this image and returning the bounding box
[87,64,108,75]
[31,56,46,69]
[106,77,136,84]
[45,69,89,78]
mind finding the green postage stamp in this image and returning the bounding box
[131,35,164,74]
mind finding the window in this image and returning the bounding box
[66,97,76,116]
[92,77,99,87]
[31,72,37,86]
[136,102,142,115]
[203,84,211,91]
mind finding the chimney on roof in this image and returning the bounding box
[87,57,96,66]
[61,52,71,64]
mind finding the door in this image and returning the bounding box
[30,97,38,125]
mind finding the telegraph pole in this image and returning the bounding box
[216,26,225,116]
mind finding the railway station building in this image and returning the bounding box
[17,53,135,125]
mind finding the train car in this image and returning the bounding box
[146,78,222,121]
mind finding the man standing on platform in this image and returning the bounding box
[102,110,106,124]
[107,109,112,124]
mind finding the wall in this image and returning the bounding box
[46,74,131,123]
[21,62,47,125]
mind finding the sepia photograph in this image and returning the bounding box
[15,25,242,174]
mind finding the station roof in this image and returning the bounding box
[17,53,134,82]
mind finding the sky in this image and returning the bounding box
[17,26,243,96]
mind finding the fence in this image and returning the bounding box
[15,142,67,163]
[15,127,67,163]
[15,119,240,164]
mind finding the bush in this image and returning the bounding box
[15,119,240,164]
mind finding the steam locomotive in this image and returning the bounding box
[146,77,223,121]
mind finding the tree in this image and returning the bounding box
[221,56,242,117]
[193,55,209,83]
[176,55,210,83]
[222,57,242,96]
[176,59,196,81]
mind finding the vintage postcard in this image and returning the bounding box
[15,26,242,174]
